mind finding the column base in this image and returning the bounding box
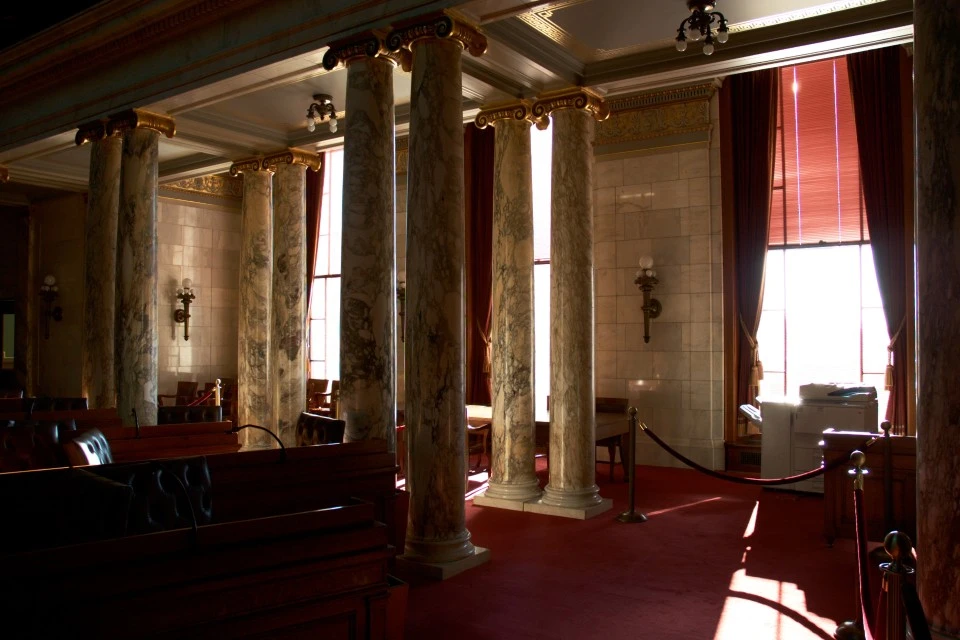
[524,497,613,520]
[395,546,490,581]
[541,483,604,509]
[475,478,542,509]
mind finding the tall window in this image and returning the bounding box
[531,123,552,416]
[308,148,344,379]
[756,58,888,418]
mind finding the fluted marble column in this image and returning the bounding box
[78,123,122,409]
[231,158,274,448]
[915,5,960,637]
[473,104,541,508]
[529,90,611,518]
[323,37,408,452]
[266,150,318,447]
[387,15,489,578]
[112,110,174,427]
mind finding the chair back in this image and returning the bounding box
[306,378,329,411]
[175,381,199,405]
[295,412,345,446]
[596,397,628,413]
[63,428,113,466]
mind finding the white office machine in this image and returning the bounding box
[759,383,878,494]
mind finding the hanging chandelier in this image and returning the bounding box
[675,1,729,56]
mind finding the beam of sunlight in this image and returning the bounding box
[645,496,722,517]
[743,501,760,538]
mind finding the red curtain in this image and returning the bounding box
[464,123,495,405]
[847,46,911,431]
[305,155,325,312]
[720,69,780,413]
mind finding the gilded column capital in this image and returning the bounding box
[531,88,609,130]
[475,101,536,129]
[229,158,269,176]
[321,32,412,72]
[0,166,8,183]
[262,148,322,172]
[75,119,114,146]
[386,13,487,57]
[105,109,176,138]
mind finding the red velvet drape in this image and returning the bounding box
[847,46,911,431]
[304,155,325,312]
[464,123,495,405]
[720,69,779,412]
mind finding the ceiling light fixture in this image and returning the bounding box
[675,0,729,56]
[305,93,338,133]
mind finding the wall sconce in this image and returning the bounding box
[305,93,338,133]
[634,256,662,343]
[397,279,406,343]
[174,278,195,341]
[39,274,62,340]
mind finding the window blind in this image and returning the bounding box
[769,58,868,247]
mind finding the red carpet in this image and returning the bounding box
[402,459,862,640]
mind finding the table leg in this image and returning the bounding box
[619,433,631,482]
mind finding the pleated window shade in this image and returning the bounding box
[769,58,868,247]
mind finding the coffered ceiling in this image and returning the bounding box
[0,0,912,204]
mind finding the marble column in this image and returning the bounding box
[230,158,274,449]
[14,208,37,396]
[386,15,489,578]
[78,123,122,409]
[472,104,541,508]
[915,5,960,637]
[265,150,318,447]
[529,90,611,518]
[323,37,408,452]
[111,110,174,427]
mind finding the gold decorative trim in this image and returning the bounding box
[607,83,716,112]
[475,101,534,129]
[0,166,8,183]
[322,32,412,72]
[262,148,322,172]
[105,109,176,138]
[396,136,408,174]
[595,85,715,148]
[161,174,243,200]
[531,88,609,129]
[229,158,265,176]
[75,119,110,146]
[386,13,487,58]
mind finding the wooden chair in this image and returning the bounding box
[295,412,345,446]
[158,381,199,407]
[596,396,629,482]
[306,378,329,412]
[62,429,114,467]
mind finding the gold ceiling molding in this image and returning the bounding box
[596,85,715,148]
[229,158,266,176]
[262,148,322,172]
[474,101,535,129]
[396,136,408,174]
[161,174,243,201]
[0,166,8,183]
[105,109,176,138]
[321,32,412,72]
[386,13,487,58]
[726,0,886,33]
[531,88,609,129]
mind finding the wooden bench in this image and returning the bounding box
[99,422,241,463]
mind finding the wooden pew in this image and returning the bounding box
[99,422,241,463]
[0,407,123,429]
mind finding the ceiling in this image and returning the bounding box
[0,0,912,204]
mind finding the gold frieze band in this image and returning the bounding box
[105,109,176,138]
[475,101,535,129]
[161,174,243,200]
[262,148,322,172]
[0,166,8,183]
[386,13,487,57]
[322,33,412,72]
[531,88,609,129]
[229,158,267,176]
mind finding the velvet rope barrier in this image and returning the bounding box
[637,422,879,486]
[188,389,215,407]
[853,483,877,640]
[900,581,933,640]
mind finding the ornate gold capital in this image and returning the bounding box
[0,166,8,183]
[75,119,111,146]
[105,109,176,138]
[475,101,535,129]
[322,32,412,72]
[531,88,609,130]
[262,148,322,172]
[386,13,486,57]
[229,158,266,176]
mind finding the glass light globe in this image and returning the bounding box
[177,288,184,295]
[717,29,729,44]
[686,26,701,41]
[638,255,654,270]
[676,39,687,52]
[703,42,715,55]
[182,278,192,289]
[329,117,338,133]
[43,274,56,286]
[306,119,315,132]
[51,285,58,292]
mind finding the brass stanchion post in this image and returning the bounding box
[616,407,647,523]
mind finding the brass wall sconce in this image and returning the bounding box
[397,279,406,343]
[39,274,62,340]
[634,256,662,343]
[174,278,195,341]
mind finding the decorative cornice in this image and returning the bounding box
[606,83,716,112]
[0,166,8,183]
[386,13,487,58]
[531,88,609,129]
[75,120,111,146]
[475,101,535,129]
[396,136,408,174]
[321,32,412,72]
[160,174,243,200]
[105,109,176,138]
[595,85,715,148]
[261,148,322,172]
[228,158,266,176]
